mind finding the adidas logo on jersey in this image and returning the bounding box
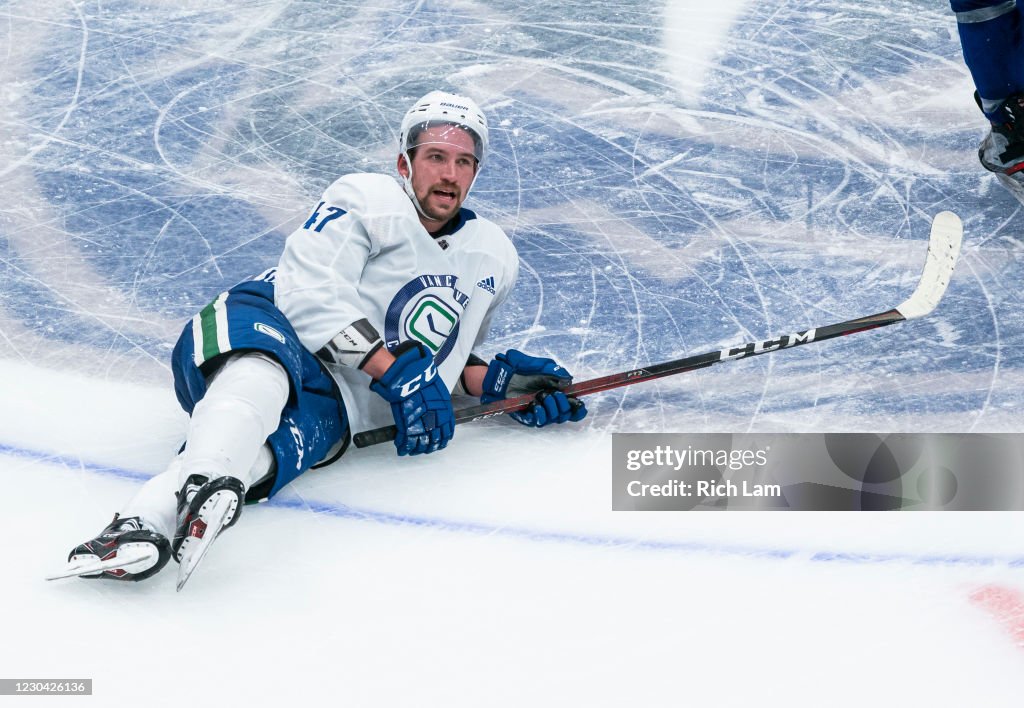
[476,276,496,295]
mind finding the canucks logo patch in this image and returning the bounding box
[407,296,459,353]
[476,276,496,295]
[385,274,470,365]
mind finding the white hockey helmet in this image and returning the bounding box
[399,90,488,165]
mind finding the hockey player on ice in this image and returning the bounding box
[54,91,587,589]
[952,0,1024,194]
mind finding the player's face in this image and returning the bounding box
[399,125,478,229]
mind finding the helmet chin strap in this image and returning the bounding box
[400,150,441,223]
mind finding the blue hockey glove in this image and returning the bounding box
[370,342,454,456]
[480,349,587,428]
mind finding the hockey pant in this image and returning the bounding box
[952,0,1024,116]
[172,275,350,499]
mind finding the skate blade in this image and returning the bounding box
[46,546,154,581]
[176,493,235,592]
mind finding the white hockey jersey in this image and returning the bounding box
[275,173,519,435]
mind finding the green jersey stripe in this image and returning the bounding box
[193,292,230,364]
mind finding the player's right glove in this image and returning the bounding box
[370,341,454,456]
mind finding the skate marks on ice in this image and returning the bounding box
[1,0,1022,430]
[453,2,1021,429]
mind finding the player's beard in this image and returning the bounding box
[418,183,462,223]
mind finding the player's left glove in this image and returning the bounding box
[480,349,587,428]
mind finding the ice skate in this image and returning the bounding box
[172,474,245,590]
[49,515,170,582]
[976,92,1024,201]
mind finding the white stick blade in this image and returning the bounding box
[896,211,963,319]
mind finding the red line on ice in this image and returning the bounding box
[970,584,1024,648]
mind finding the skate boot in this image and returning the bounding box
[976,92,1024,178]
[49,515,171,582]
[172,474,245,590]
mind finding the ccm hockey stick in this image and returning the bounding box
[353,211,963,449]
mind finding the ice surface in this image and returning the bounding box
[1,1,1023,706]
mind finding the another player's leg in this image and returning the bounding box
[952,1,1024,176]
[976,91,1024,177]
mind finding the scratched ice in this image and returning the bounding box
[1,2,1022,706]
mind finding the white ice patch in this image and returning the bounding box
[662,1,753,107]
